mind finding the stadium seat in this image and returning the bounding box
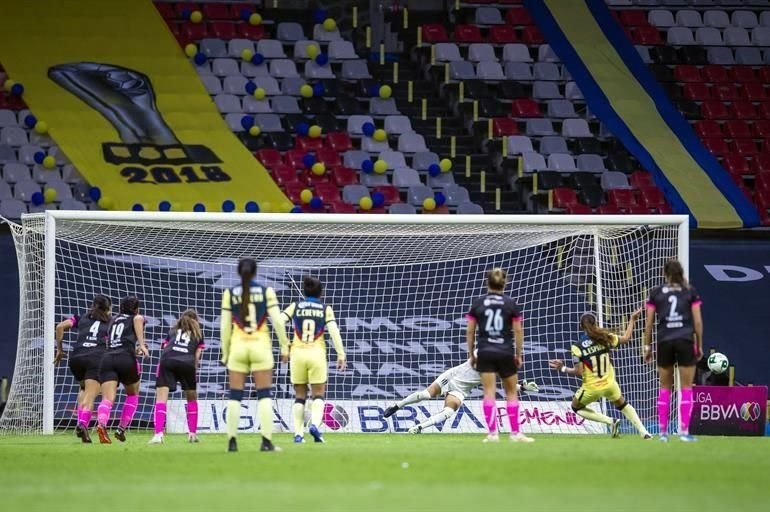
[551,188,578,209]
[724,120,753,139]
[374,185,401,206]
[722,154,751,175]
[683,83,710,101]
[702,65,729,83]
[506,136,534,155]
[488,25,518,44]
[674,65,701,83]
[502,44,532,62]
[421,24,450,43]
[634,25,663,45]
[639,187,667,210]
[539,136,568,156]
[694,120,722,138]
[703,138,729,155]
[505,8,532,26]
[521,26,544,44]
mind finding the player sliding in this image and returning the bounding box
[383,362,538,434]
[548,310,651,439]
[95,295,149,443]
[468,268,533,443]
[221,258,289,453]
[149,310,205,445]
[283,276,346,444]
[55,294,112,443]
[644,260,703,443]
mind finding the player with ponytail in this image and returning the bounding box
[220,258,289,452]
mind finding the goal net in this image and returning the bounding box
[0,212,686,435]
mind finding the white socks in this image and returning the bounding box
[418,407,455,430]
[576,408,614,426]
[397,390,431,409]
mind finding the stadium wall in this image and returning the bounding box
[0,231,767,385]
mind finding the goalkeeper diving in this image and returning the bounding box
[383,359,538,433]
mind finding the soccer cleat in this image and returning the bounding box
[260,438,282,452]
[96,424,112,444]
[148,434,164,445]
[114,427,126,442]
[76,426,83,439]
[483,433,500,443]
[188,433,199,443]
[383,405,399,418]
[659,434,669,443]
[407,425,423,434]
[642,433,653,440]
[309,424,325,443]
[228,437,238,452]
[294,435,306,444]
[611,419,621,438]
[509,432,535,443]
[77,425,92,444]
[680,434,698,443]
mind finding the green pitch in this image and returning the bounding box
[1,433,769,512]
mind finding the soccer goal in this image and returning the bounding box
[0,211,688,435]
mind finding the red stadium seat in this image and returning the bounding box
[632,25,662,45]
[230,4,255,19]
[596,205,621,215]
[521,26,544,44]
[421,24,449,43]
[731,139,758,156]
[423,205,451,215]
[755,169,770,192]
[331,166,358,187]
[701,101,729,120]
[255,148,283,168]
[372,185,401,205]
[301,169,331,186]
[722,154,751,175]
[155,2,176,19]
[209,21,235,39]
[683,83,710,101]
[488,25,518,44]
[272,166,299,186]
[657,204,673,215]
[325,131,353,152]
[730,101,757,120]
[567,204,593,214]
[702,65,729,83]
[511,98,540,117]
[453,25,483,43]
[607,189,638,209]
[283,183,305,203]
[284,149,306,169]
[202,3,231,19]
[754,119,770,138]
[753,154,770,174]
[759,67,770,83]
[639,187,666,210]
[505,8,533,26]
[315,148,341,167]
[694,120,722,138]
[731,66,759,83]
[625,206,652,215]
[552,188,578,209]
[742,83,766,102]
[329,201,356,213]
[618,10,648,27]
[238,23,266,40]
[175,3,201,17]
[295,136,324,151]
[630,171,655,189]
[713,84,741,102]
[492,117,519,136]
[180,22,209,41]
[724,120,753,139]
[674,65,701,83]
[702,138,729,155]
[314,182,341,203]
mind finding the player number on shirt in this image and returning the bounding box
[589,353,609,378]
[88,321,101,341]
[244,303,258,333]
[484,309,504,334]
[175,330,191,347]
[301,319,315,343]
[109,322,125,346]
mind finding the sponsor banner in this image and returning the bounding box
[691,386,767,436]
[166,399,605,435]
[0,0,288,211]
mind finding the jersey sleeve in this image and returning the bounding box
[570,344,582,364]
[690,287,702,307]
[69,315,79,328]
[466,298,481,321]
[282,302,297,323]
[265,287,289,355]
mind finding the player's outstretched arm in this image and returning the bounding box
[220,289,233,365]
[54,317,74,366]
[134,315,149,358]
[617,307,643,344]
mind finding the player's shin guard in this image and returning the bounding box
[293,399,306,436]
[97,399,113,426]
[78,407,93,429]
[311,396,324,428]
[507,401,520,434]
[618,403,649,436]
[119,394,139,429]
[257,388,273,442]
[397,390,431,409]
[186,401,198,435]
[482,399,498,434]
[657,388,672,435]
[574,406,614,425]
[154,402,167,435]
[679,388,694,434]
[226,389,244,440]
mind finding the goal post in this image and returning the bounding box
[0,211,689,435]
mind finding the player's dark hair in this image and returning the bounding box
[238,258,257,320]
[303,276,323,298]
[664,260,688,288]
[88,295,112,322]
[487,268,507,292]
[580,313,615,349]
[176,309,202,342]
[120,295,140,315]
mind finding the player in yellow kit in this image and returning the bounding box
[283,276,346,444]
[221,258,289,453]
[549,309,651,439]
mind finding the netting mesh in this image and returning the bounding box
[0,214,680,435]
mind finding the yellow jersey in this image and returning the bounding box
[570,334,619,390]
[282,298,345,357]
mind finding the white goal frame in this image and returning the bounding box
[20,211,689,435]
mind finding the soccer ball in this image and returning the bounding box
[707,352,729,374]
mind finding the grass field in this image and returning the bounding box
[1,433,769,512]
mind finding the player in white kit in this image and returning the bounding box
[383,360,538,433]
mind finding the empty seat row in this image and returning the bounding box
[672,64,770,84]
[666,26,770,46]
[198,38,358,60]
[198,58,372,79]
[433,43,558,63]
[648,9,770,29]
[420,23,544,45]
